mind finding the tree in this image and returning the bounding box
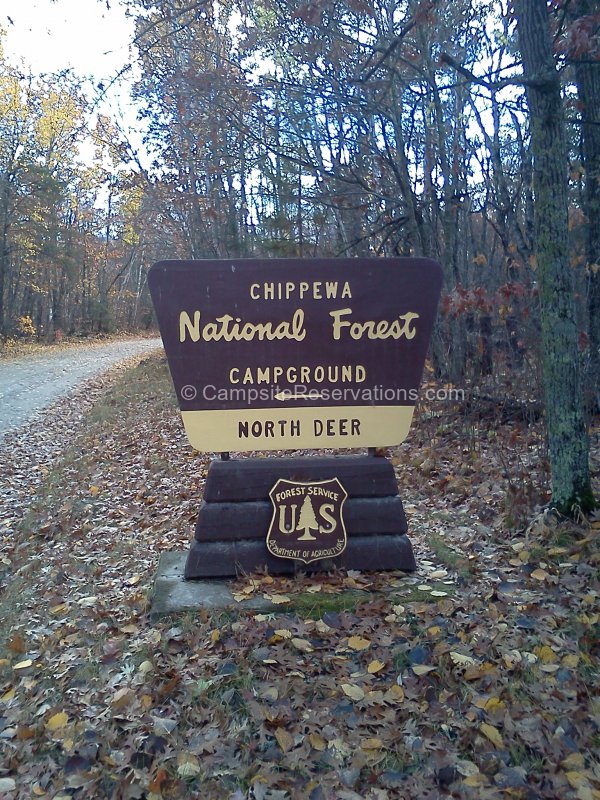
[561,0,600,411]
[296,495,318,541]
[514,0,594,513]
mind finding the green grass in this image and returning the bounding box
[428,533,475,578]
[291,590,365,619]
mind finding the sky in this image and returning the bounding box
[1,0,145,165]
[2,0,135,81]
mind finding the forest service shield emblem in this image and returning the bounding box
[267,478,348,564]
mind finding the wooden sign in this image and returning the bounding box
[266,478,348,564]
[148,258,442,452]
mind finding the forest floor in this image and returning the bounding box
[0,353,599,800]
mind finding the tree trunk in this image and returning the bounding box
[514,0,594,513]
[571,0,600,411]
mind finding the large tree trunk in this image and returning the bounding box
[571,0,600,411]
[514,0,594,513]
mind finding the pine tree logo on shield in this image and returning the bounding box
[267,478,348,564]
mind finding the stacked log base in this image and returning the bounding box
[184,455,416,578]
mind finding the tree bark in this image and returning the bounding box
[571,0,600,411]
[514,0,594,513]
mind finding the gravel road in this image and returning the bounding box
[0,338,162,437]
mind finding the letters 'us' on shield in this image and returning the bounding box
[267,479,348,564]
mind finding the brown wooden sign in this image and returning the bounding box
[266,478,348,564]
[148,258,442,452]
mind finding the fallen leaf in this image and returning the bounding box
[111,688,134,709]
[291,638,314,652]
[360,737,384,750]
[265,594,291,605]
[450,652,476,667]
[480,722,504,748]
[531,568,549,581]
[456,760,480,777]
[348,635,371,651]
[463,773,489,787]
[341,683,365,701]
[13,659,32,670]
[7,633,26,654]
[412,664,436,676]
[148,769,168,793]
[367,659,385,673]
[274,727,294,752]
[309,732,327,751]
[1,687,15,703]
[177,758,201,778]
[46,711,69,731]
[384,684,405,702]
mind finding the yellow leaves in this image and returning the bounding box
[562,753,585,770]
[1,687,16,703]
[535,645,557,664]
[347,636,371,651]
[13,659,33,671]
[565,771,593,790]
[483,697,506,714]
[562,654,580,668]
[291,638,314,653]
[463,773,489,788]
[360,737,384,751]
[309,732,327,751]
[264,594,291,605]
[274,727,294,753]
[367,659,385,674]
[138,660,154,675]
[89,485,100,496]
[384,685,405,703]
[412,664,436,676]
[531,568,550,582]
[341,683,365,701]
[46,711,69,731]
[479,722,504,749]
[50,603,69,615]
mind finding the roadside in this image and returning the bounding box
[0,337,161,437]
[0,353,598,799]
[0,331,160,361]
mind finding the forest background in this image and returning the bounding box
[1,0,598,478]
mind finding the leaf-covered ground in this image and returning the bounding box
[0,354,599,800]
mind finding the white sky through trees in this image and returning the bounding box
[2,0,133,79]
[1,0,145,166]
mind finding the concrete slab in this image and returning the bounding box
[150,551,279,617]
